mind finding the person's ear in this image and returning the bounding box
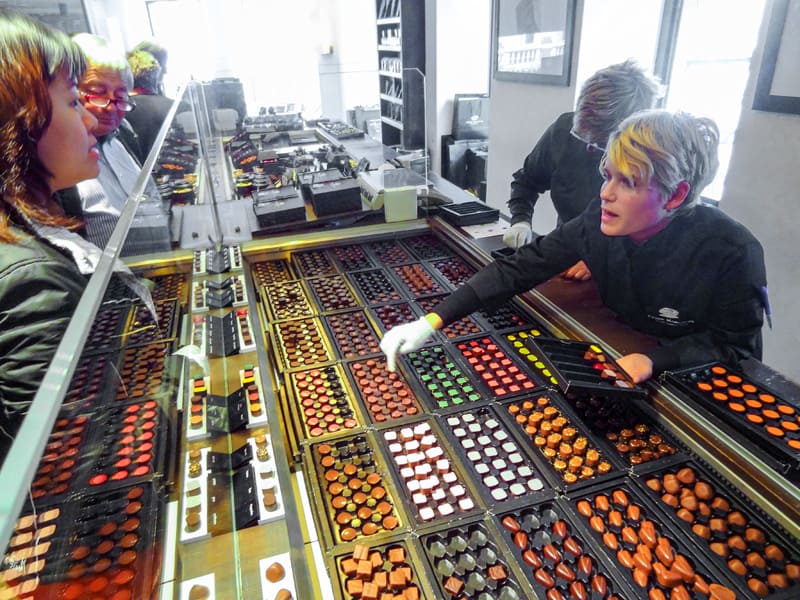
[665,180,690,211]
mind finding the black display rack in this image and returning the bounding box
[375,0,425,149]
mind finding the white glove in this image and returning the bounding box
[503,222,533,248]
[380,317,435,372]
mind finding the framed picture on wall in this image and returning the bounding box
[6,0,91,35]
[753,0,800,115]
[492,0,576,85]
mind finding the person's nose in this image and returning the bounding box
[600,180,614,202]
[81,103,98,130]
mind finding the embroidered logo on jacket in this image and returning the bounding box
[648,307,694,329]
[658,307,680,320]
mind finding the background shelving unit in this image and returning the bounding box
[376,0,425,149]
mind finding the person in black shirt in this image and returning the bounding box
[504,60,660,280]
[126,49,175,162]
[131,39,169,94]
[381,110,767,384]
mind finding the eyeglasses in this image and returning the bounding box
[569,128,604,153]
[80,92,136,112]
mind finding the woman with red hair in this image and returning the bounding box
[0,9,99,452]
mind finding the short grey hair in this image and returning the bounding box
[572,60,661,147]
[72,33,133,90]
[602,109,720,215]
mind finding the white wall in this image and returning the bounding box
[320,0,380,121]
[428,0,492,173]
[87,0,377,119]
[484,1,586,233]
[721,0,800,381]
[84,0,150,56]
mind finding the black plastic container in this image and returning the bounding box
[331,537,426,600]
[498,391,626,491]
[452,334,543,400]
[633,457,800,599]
[305,433,408,551]
[344,356,425,428]
[565,478,745,599]
[436,405,556,508]
[439,201,500,226]
[418,516,529,599]
[524,337,648,400]
[556,392,687,471]
[376,417,484,528]
[494,497,635,599]
[662,362,800,476]
[400,343,487,414]
[323,310,382,361]
[399,233,454,261]
[347,268,406,306]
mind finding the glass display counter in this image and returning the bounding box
[2,78,799,600]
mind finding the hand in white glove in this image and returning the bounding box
[503,222,533,248]
[380,317,435,372]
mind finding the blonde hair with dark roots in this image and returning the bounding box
[0,9,86,243]
[602,109,720,215]
[127,49,162,93]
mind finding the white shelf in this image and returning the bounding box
[380,93,403,105]
[381,116,402,129]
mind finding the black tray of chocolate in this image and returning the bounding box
[436,405,556,508]
[558,392,688,471]
[633,457,800,600]
[377,419,483,527]
[498,392,625,490]
[524,337,647,401]
[566,478,744,600]
[305,433,406,550]
[439,201,500,227]
[662,362,800,475]
[333,540,425,600]
[418,515,529,599]
[494,497,638,600]
[34,482,162,600]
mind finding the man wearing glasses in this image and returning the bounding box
[64,34,168,253]
[503,61,660,280]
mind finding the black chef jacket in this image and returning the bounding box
[508,112,605,226]
[435,201,766,374]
